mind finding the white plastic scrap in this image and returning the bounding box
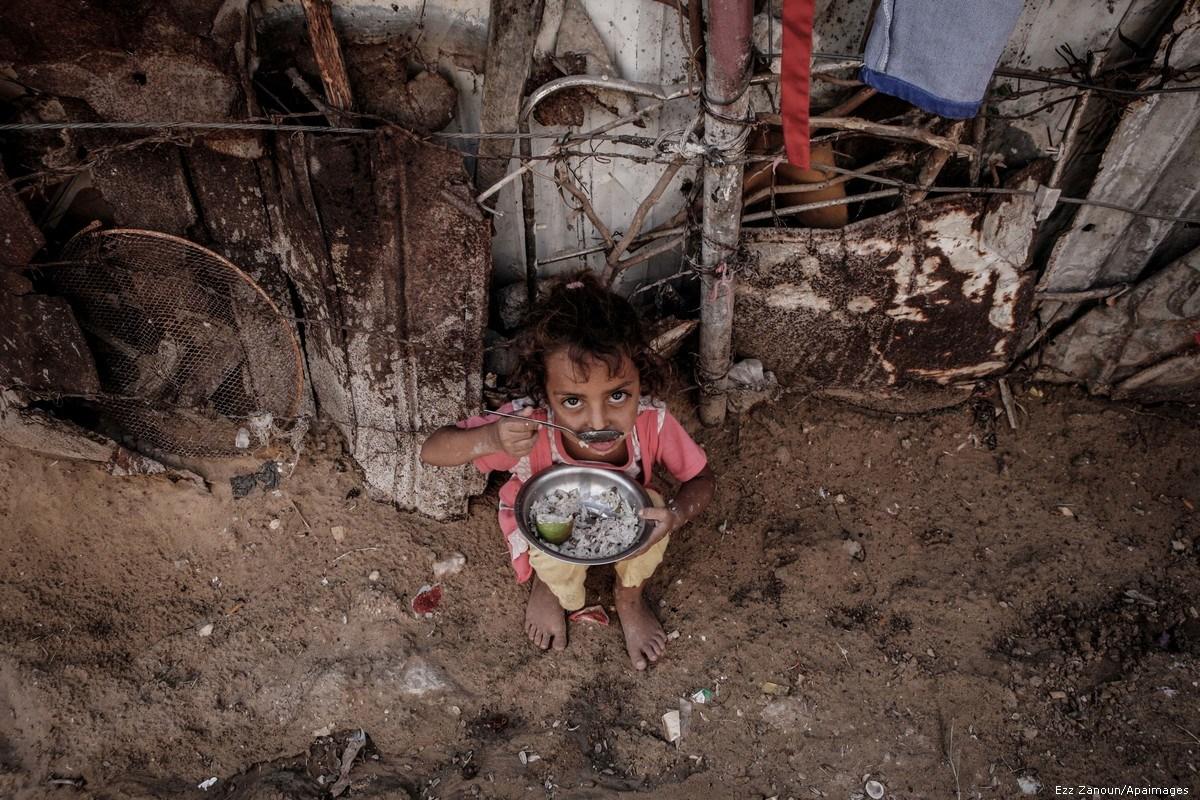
[433,552,467,579]
[1017,775,1042,795]
[198,777,218,791]
[865,779,885,799]
[662,710,681,744]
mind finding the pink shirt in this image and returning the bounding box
[457,398,708,582]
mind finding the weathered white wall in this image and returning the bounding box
[262,0,696,292]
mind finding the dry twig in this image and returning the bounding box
[758,113,976,158]
[553,161,616,249]
[603,159,685,281]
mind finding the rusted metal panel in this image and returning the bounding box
[272,129,489,520]
[735,195,1037,387]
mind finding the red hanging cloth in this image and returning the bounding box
[781,0,815,169]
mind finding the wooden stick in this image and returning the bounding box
[1035,284,1130,303]
[553,160,615,250]
[286,67,336,124]
[969,110,987,185]
[604,159,684,280]
[742,153,907,208]
[998,378,1018,431]
[823,87,877,118]
[300,0,354,120]
[741,189,899,223]
[608,235,685,282]
[757,113,977,158]
[910,121,965,203]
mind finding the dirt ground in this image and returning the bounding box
[1,384,1198,800]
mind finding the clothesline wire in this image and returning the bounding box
[4,118,1198,227]
[800,51,1200,96]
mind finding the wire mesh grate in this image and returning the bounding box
[45,229,304,458]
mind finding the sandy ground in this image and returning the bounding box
[1,384,1198,799]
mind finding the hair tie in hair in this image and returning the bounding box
[566,281,584,289]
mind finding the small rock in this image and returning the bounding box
[433,552,467,579]
[1171,539,1187,553]
[865,780,885,800]
[1056,506,1074,517]
[900,438,912,450]
[834,493,847,504]
[1049,690,1067,701]
[368,570,381,582]
[843,539,865,561]
[667,630,680,640]
[268,518,281,530]
[1022,726,1038,740]
[761,681,789,696]
[774,446,792,465]
[1070,451,1096,467]
[331,525,346,542]
[1017,775,1041,795]
[397,657,450,696]
[197,623,214,637]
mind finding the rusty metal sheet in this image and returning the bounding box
[735,195,1036,388]
[272,129,489,520]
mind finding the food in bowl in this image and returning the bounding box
[531,486,642,559]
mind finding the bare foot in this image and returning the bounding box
[614,580,666,670]
[525,576,567,651]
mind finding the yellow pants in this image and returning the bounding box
[527,490,668,612]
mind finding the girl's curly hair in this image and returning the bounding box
[511,272,670,405]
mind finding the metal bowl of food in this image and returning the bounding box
[514,464,654,565]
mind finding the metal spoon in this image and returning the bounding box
[484,409,624,445]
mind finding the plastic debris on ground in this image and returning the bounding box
[433,552,467,579]
[198,777,218,791]
[568,605,610,625]
[865,779,885,799]
[690,688,713,704]
[1017,775,1042,795]
[230,460,280,499]
[411,584,443,615]
[661,709,681,744]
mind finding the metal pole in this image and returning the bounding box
[698,0,753,426]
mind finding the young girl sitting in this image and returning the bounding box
[420,274,716,670]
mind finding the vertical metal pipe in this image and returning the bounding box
[698,0,753,426]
